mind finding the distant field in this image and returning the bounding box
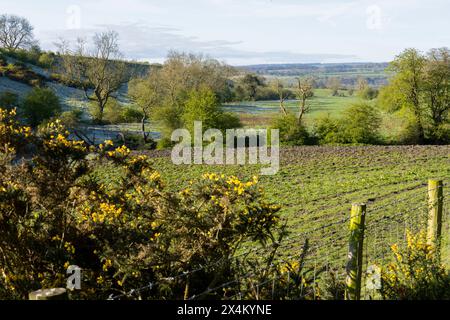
[224,88,366,127]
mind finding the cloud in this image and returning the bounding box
[37,22,356,65]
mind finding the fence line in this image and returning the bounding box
[54,179,447,301]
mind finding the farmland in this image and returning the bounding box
[142,145,449,231]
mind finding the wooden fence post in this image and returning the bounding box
[29,288,68,300]
[427,179,443,248]
[345,203,366,300]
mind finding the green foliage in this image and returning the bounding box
[57,109,83,129]
[120,107,144,123]
[380,231,450,300]
[313,115,342,144]
[181,87,242,138]
[378,47,450,143]
[271,114,310,146]
[91,99,139,125]
[37,52,55,69]
[21,87,61,127]
[0,91,19,110]
[313,103,381,144]
[358,86,379,100]
[182,87,221,133]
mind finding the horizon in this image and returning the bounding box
[0,0,449,65]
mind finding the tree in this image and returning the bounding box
[240,74,264,101]
[295,78,314,123]
[355,76,368,92]
[57,31,128,123]
[0,14,35,51]
[131,51,236,143]
[423,48,450,135]
[272,78,288,115]
[327,77,341,96]
[128,69,163,142]
[384,49,427,141]
[22,88,61,127]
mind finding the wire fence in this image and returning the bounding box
[108,180,448,301]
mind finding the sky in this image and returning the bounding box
[1,0,449,65]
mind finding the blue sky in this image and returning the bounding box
[1,0,449,65]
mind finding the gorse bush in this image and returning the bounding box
[0,108,280,299]
[380,230,450,300]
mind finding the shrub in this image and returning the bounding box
[0,91,19,110]
[21,87,61,127]
[271,114,310,146]
[38,53,55,69]
[359,87,379,100]
[57,109,83,129]
[313,115,343,145]
[91,99,123,124]
[314,103,381,145]
[340,102,381,144]
[380,230,450,300]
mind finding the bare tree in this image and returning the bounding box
[0,14,35,50]
[272,78,288,115]
[57,31,128,123]
[296,78,314,123]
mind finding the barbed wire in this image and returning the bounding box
[107,179,447,300]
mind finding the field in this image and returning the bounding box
[139,144,450,288]
[225,89,366,127]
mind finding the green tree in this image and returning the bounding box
[182,87,241,135]
[381,49,427,141]
[128,69,163,142]
[423,48,450,141]
[22,87,61,127]
[240,74,265,101]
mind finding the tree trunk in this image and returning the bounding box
[141,113,148,143]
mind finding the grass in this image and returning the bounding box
[224,89,365,128]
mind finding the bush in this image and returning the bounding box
[91,99,123,124]
[314,103,381,144]
[380,230,450,300]
[313,115,343,145]
[38,53,55,69]
[0,110,281,299]
[0,92,19,110]
[21,87,61,127]
[340,103,381,144]
[359,87,379,100]
[57,109,83,129]
[271,114,311,146]
[120,107,144,123]
[115,133,157,150]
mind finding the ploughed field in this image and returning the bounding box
[136,145,450,270]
